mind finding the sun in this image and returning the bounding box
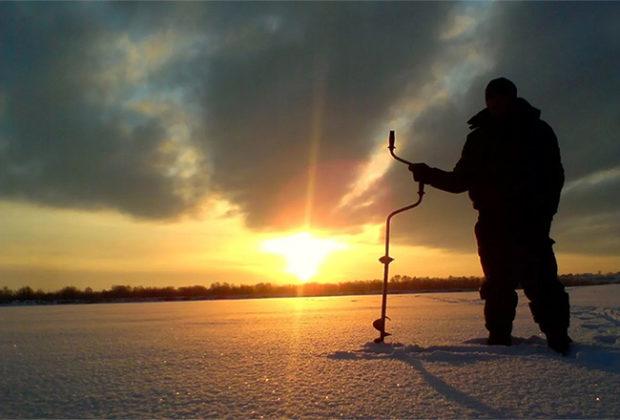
[260,232,346,281]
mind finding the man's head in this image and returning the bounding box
[485,77,517,118]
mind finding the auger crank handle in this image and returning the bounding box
[388,130,396,150]
[388,130,425,196]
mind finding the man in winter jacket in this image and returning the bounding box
[410,77,571,354]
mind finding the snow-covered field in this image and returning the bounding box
[1,284,619,418]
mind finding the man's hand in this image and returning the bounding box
[408,163,432,183]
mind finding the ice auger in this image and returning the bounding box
[373,130,425,343]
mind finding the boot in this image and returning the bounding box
[545,328,572,356]
[487,331,512,346]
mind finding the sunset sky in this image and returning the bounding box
[1,2,619,290]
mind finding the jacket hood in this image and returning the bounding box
[467,97,541,130]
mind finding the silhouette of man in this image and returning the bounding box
[410,77,571,354]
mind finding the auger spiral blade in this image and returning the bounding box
[372,317,391,343]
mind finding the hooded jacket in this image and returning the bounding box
[424,98,564,219]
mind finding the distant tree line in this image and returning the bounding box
[1,272,618,305]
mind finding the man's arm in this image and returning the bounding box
[410,136,473,194]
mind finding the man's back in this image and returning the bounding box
[460,97,564,219]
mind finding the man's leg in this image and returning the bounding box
[522,241,571,353]
[518,221,571,354]
[476,220,518,345]
[480,282,518,344]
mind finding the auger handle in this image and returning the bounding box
[388,130,425,194]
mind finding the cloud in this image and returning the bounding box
[1,2,619,257]
[0,3,454,226]
[191,3,457,229]
[0,4,210,219]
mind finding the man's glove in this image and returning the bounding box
[408,163,432,183]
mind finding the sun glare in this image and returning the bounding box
[261,232,346,281]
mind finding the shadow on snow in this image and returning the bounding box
[325,337,620,418]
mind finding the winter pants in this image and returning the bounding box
[476,213,570,336]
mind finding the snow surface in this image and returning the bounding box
[0,284,619,418]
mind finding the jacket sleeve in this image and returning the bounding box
[540,122,564,215]
[424,137,473,194]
